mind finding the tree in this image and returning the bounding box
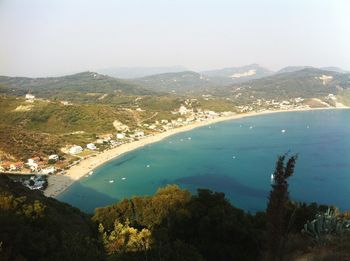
[265,154,297,260]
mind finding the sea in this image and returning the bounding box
[57,109,350,214]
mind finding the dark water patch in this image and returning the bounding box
[110,155,136,167]
[57,182,117,214]
[175,174,268,199]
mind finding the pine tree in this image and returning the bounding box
[265,154,297,260]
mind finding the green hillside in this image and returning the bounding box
[215,68,350,101]
[0,175,104,260]
[0,72,154,101]
[132,71,223,93]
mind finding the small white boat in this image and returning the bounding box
[121,177,126,180]
[270,174,274,183]
[88,171,93,175]
[232,156,236,159]
[188,137,192,140]
[249,126,253,129]
[281,129,286,133]
[109,180,114,183]
[146,164,150,168]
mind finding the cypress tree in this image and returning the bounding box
[265,154,297,260]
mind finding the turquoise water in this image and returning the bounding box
[58,109,350,213]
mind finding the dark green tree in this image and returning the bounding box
[265,154,297,260]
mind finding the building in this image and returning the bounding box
[9,162,24,171]
[1,161,12,171]
[48,154,59,161]
[69,145,83,155]
[41,166,56,175]
[179,105,188,115]
[86,143,97,150]
[116,133,125,139]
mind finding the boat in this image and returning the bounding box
[88,171,93,175]
[281,129,286,133]
[270,174,274,183]
[121,177,126,180]
[232,156,236,159]
[109,180,114,183]
[146,164,150,168]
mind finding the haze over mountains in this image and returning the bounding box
[97,66,188,79]
[1,64,349,99]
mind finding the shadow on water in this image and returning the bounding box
[169,174,269,199]
[56,178,118,214]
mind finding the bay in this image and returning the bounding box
[57,109,350,213]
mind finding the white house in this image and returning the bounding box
[48,154,59,161]
[69,145,83,155]
[86,143,97,150]
[41,166,56,175]
[28,163,38,172]
[179,105,188,115]
[116,133,125,139]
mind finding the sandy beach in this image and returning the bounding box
[44,107,349,198]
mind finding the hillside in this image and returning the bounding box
[97,66,188,78]
[202,64,273,82]
[0,71,154,101]
[0,175,104,260]
[215,68,350,102]
[132,71,219,93]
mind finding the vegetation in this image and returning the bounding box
[0,175,104,260]
[1,156,350,260]
[265,154,297,260]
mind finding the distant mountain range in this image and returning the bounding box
[97,66,188,79]
[1,65,349,100]
[277,66,348,74]
[214,68,350,99]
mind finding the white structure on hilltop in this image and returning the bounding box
[69,145,83,155]
[25,94,35,100]
[86,143,97,150]
[317,75,333,85]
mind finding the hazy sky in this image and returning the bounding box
[1,0,349,77]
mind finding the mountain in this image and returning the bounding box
[215,68,350,100]
[0,71,154,99]
[97,66,188,79]
[277,66,348,74]
[0,175,104,260]
[277,66,314,74]
[132,71,219,93]
[320,67,348,73]
[202,64,273,82]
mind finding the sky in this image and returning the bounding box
[0,0,349,77]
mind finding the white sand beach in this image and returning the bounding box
[44,107,349,198]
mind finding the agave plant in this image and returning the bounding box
[303,208,350,244]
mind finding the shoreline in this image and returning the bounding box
[44,106,349,198]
